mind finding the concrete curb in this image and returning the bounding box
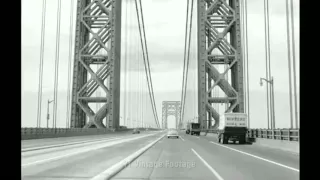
[90,134,165,180]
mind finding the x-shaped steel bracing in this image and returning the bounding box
[200,0,244,129]
[75,0,114,128]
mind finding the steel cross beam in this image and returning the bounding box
[70,0,121,129]
[198,0,244,129]
[162,101,181,129]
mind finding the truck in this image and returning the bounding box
[186,122,201,136]
[217,113,248,144]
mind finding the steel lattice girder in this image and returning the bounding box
[70,0,121,129]
[198,0,244,129]
[162,101,181,129]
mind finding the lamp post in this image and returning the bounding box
[260,77,275,138]
[47,99,54,128]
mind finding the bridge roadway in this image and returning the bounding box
[21,130,299,180]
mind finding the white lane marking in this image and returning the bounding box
[195,137,200,139]
[180,136,185,141]
[21,134,156,167]
[209,141,299,172]
[191,148,224,180]
[22,137,121,152]
[91,134,165,180]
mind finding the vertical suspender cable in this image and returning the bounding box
[263,0,270,129]
[265,0,274,129]
[182,0,194,128]
[128,0,132,128]
[66,0,74,128]
[138,30,141,127]
[52,0,62,128]
[130,0,134,128]
[244,0,250,128]
[36,0,47,128]
[289,0,298,129]
[180,0,190,129]
[241,0,247,115]
[123,0,128,127]
[135,20,138,128]
[285,0,294,129]
[140,39,143,127]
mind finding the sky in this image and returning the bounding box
[22,0,300,129]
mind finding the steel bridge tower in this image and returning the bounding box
[197,0,244,129]
[162,101,181,129]
[70,0,122,129]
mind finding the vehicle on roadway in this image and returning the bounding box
[132,128,140,134]
[217,113,248,144]
[167,129,179,138]
[186,122,200,136]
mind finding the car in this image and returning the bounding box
[167,129,179,138]
[132,128,140,134]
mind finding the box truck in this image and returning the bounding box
[186,122,201,136]
[218,113,248,144]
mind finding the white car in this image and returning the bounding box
[167,129,179,138]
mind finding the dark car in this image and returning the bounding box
[133,128,140,134]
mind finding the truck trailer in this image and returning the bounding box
[217,113,248,144]
[186,122,201,136]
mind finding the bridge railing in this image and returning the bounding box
[247,129,299,141]
[201,128,299,142]
[21,127,162,140]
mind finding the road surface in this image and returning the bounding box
[113,132,299,180]
[21,130,299,180]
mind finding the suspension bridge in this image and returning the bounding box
[22,0,299,179]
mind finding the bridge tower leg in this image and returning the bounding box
[70,0,122,129]
[197,0,244,129]
[162,102,168,129]
[162,101,181,129]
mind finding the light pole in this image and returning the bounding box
[260,77,275,131]
[47,99,54,128]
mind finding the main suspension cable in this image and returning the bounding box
[36,0,47,128]
[180,0,190,129]
[52,0,62,128]
[134,0,160,128]
[289,0,298,128]
[66,0,74,128]
[244,0,250,128]
[182,0,194,127]
[138,0,160,128]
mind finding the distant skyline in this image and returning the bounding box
[22,0,299,129]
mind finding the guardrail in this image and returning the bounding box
[247,128,299,141]
[201,128,299,142]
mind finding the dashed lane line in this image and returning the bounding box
[209,141,299,172]
[191,148,224,180]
